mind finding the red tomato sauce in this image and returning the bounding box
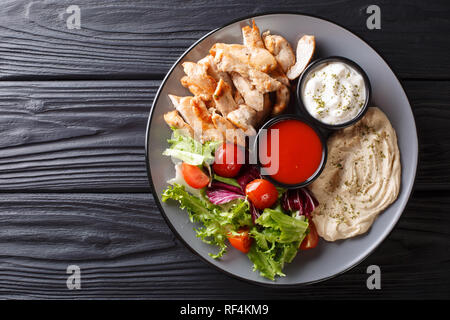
[259,119,323,185]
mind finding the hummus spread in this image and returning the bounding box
[309,107,401,241]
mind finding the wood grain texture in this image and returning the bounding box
[0,80,448,192]
[0,0,448,300]
[0,0,449,80]
[0,81,157,191]
[0,191,448,299]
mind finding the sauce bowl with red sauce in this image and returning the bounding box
[254,114,327,189]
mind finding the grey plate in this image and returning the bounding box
[145,13,418,286]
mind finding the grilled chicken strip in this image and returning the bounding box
[242,20,265,49]
[198,54,245,106]
[255,93,273,124]
[226,104,258,136]
[168,94,222,143]
[231,72,264,112]
[211,112,246,146]
[163,110,194,137]
[180,62,217,103]
[272,84,290,116]
[214,51,281,93]
[233,90,245,105]
[269,65,290,87]
[212,79,238,116]
[198,55,233,88]
[262,31,296,74]
[286,35,315,80]
[210,43,277,74]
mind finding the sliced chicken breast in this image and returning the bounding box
[163,110,194,137]
[231,72,264,112]
[180,62,217,102]
[286,35,315,80]
[198,54,245,106]
[226,104,258,136]
[210,43,277,74]
[211,112,246,146]
[262,31,296,74]
[269,65,290,87]
[212,79,238,116]
[198,55,234,89]
[214,51,281,93]
[242,20,265,49]
[168,94,222,143]
[271,84,290,116]
[255,93,273,124]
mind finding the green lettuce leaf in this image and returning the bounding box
[248,206,309,280]
[162,183,252,259]
[162,128,220,165]
[213,174,241,188]
[256,207,309,243]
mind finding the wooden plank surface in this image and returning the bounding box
[0,0,448,300]
[0,191,448,299]
[0,79,448,299]
[0,81,155,192]
[0,0,449,80]
[0,80,448,192]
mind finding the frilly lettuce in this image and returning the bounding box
[162,183,252,259]
[248,206,309,280]
[162,128,220,165]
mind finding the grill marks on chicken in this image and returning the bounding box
[211,112,246,146]
[231,72,264,112]
[213,79,238,116]
[163,110,194,137]
[164,20,314,145]
[262,31,296,74]
[211,43,278,75]
[181,62,217,103]
[242,20,265,49]
[214,51,282,93]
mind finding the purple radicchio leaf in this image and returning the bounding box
[210,181,244,195]
[249,201,261,223]
[236,165,261,191]
[206,181,245,205]
[281,188,319,217]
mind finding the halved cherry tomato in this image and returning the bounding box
[227,227,252,254]
[181,162,210,189]
[245,179,278,210]
[213,143,244,178]
[300,221,319,250]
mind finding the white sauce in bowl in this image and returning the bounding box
[302,61,366,125]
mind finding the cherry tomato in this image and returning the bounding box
[245,179,278,210]
[300,221,319,250]
[227,227,252,254]
[213,143,244,178]
[181,162,210,189]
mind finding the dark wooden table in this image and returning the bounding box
[0,0,449,299]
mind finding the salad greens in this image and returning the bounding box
[162,128,220,165]
[162,182,310,280]
[162,183,252,259]
[213,174,241,188]
[248,207,308,280]
[161,127,312,280]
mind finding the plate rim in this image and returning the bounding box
[145,11,418,287]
